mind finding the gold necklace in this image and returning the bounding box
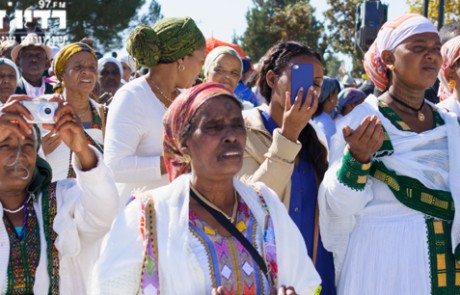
[150,80,177,104]
[190,185,238,223]
[77,104,91,118]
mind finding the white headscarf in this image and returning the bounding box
[98,57,123,77]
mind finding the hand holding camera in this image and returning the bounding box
[0,95,97,170]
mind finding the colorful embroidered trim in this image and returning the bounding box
[4,196,40,294]
[189,197,266,294]
[42,182,60,294]
[141,197,160,294]
[67,104,104,178]
[426,218,460,294]
[337,150,371,191]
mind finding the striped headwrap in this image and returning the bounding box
[127,17,205,68]
[163,82,241,182]
[439,35,460,101]
[53,42,97,93]
[203,46,242,79]
[363,14,438,91]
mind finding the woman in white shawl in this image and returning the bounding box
[318,14,460,294]
[92,82,321,294]
[0,95,118,294]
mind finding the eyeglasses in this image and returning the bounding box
[211,67,241,80]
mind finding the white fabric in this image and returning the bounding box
[374,14,438,56]
[0,147,119,294]
[42,98,103,182]
[312,112,336,148]
[437,95,460,115]
[104,77,169,206]
[92,174,321,295]
[98,57,123,77]
[318,95,460,294]
[22,77,46,99]
[0,58,20,81]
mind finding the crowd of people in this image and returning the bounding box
[0,11,460,295]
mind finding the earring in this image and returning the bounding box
[178,65,185,72]
[182,154,191,163]
[449,80,457,89]
[387,65,395,71]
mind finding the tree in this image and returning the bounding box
[241,0,323,62]
[8,0,162,52]
[407,0,460,27]
[323,53,343,78]
[323,0,364,75]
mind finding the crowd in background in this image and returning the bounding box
[0,10,460,295]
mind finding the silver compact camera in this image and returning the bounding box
[21,97,58,124]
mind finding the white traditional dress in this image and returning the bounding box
[319,95,460,295]
[0,147,119,294]
[92,174,321,295]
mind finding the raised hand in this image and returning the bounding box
[280,86,319,142]
[43,96,97,171]
[343,115,384,163]
[0,95,34,141]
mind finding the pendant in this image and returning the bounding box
[418,111,425,122]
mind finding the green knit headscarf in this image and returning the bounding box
[126,17,205,68]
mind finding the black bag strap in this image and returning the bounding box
[189,188,272,284]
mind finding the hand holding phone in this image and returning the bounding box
[290,63,314,105]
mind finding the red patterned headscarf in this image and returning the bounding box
[163,82,241,182]
[439,35,460,101]
[363,14,438,91]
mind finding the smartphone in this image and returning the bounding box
[291,63,314,105]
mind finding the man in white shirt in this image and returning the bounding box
[11,33,54,98]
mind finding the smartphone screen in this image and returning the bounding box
[291,63,314,105]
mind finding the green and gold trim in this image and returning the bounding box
[426,218,460,294]
[337,150,371,191]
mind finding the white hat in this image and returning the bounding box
[98,57,123,77]
[10,33,52,62]
[117,55,136,72]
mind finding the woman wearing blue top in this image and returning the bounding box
[238,41,335,294]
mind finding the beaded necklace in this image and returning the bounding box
[67,103,104,178]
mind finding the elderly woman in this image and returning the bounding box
[203,46,254,110]
[98,56,123,99]
[238,41,335,295]
[312,77,341,146]
[437,35,460,114]
[318,14,460,294]
[40,42,106,182]
[0,58,20,104]
[0,95,118,293]
[104,17,206,205]
[92,82,321,294]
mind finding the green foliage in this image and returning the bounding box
[323,0,364,75]
[324,53,342,78]
[407,0,460,27]
[241,0,323,62]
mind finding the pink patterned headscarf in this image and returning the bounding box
[363,14,438,91]
[439,35,460,101]
[163,82,241,182]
